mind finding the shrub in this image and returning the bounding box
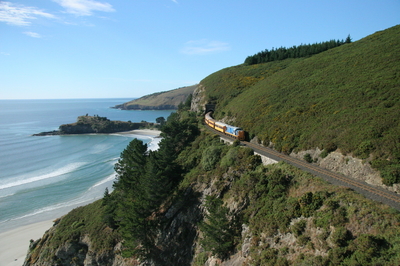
[220,147,239,169]
[201,145,222,171]
[304,153,313,163]
[355,140,374,159]
[291,220,307,237]
[381,163,400,186]
[320,149,329,158]
[297,235,311,246]
[331,226,352,247]
[193,252,208,266]
[299,191,325,217]
[325,142,337,152]
[346,234,389,265]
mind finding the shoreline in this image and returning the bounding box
[33,127,162,137]
[0,129,162,265]
[115,128,161,137]
[0,220,54,266]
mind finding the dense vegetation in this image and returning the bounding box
[103,97,199,258]
[27,105,400,265]
[201,25,400,185]
[181,131,400,265]
[59,115,152,134]
[244,36,351,65]
[24,200,122,265]
[25,25,400,266]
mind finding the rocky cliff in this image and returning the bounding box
[22,201,136,266]
[190,84,207,113]
[23,134,400,265]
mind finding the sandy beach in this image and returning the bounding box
[0,129,161,266]
[117,128,161,137]
[0,220,54,266]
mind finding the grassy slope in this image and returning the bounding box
[201,25,400,182]
[120,85,197,108]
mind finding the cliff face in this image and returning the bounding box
[23,221,135,266]
[290,148,400,194]
[190,84,207,113]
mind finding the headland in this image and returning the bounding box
[33,115,155,136]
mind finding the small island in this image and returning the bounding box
[33,115,154,136]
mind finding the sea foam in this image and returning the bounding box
[0,162,86,190]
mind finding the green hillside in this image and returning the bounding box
[201,25,400,185]
[115,85,197,110]
[23,25,400,266]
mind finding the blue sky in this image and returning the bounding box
[1,0,399,99]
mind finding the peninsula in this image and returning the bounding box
[113,85,196,110]
[33,115,154,136]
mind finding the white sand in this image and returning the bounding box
[117,129,161,136]
[0,220,54,266]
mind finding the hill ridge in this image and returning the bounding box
[196,24,400,187]
[114,84,197,110]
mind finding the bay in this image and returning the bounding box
[0,99,174,231]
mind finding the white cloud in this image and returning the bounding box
[24,31,41,38]
[0,2,55,26]
[172,0,179,3]
[53,0,115,16]
[181,39,231,55]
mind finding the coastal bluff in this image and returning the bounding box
[33,115,153,136]
[113,85,197,110]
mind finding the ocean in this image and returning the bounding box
[0,99,174,232]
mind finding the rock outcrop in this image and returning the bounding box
[33,115,153,136]
[290,148,400,194]
[23,221,135,266]
[190,84,207,113]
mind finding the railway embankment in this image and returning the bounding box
[290,148,400,194]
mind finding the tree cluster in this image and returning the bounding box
[102,111,199,257]
[198,196,236,259]
[178,93,193,112]
[244,35,351,65]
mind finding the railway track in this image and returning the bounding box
[206,126,400,211]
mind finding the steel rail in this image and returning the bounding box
[205,124,400,211]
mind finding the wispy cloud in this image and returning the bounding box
[53,0,115,16]
[24,31,41,38]
[181,39,230,55]
[171,0,179,4]
[0,2,55,26]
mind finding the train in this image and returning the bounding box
[205,111,245,141]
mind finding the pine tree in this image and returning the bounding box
[113,138,147,193]
[199,196,235,258]
[345,34,352,43]
[103,112,199,257]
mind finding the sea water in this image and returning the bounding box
[0,99,174,232]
